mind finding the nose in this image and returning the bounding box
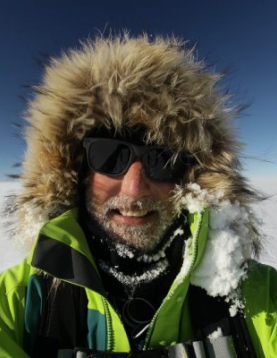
[120,160,151,199]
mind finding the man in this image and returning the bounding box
[0,34,276,358]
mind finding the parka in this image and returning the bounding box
[1,208,277,358]
[1,34,276,357]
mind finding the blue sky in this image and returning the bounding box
[0,0,276,180]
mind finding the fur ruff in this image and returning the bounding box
[9,34,262,252]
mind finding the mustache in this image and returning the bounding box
[102,195,164,215]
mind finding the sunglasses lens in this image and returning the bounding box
[88,141,131,175]
[144,148,181,182]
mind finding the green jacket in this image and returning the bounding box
[0,208,277,357]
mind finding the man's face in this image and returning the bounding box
[86,159,177,253]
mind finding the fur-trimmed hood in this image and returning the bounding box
[11,34,260,253]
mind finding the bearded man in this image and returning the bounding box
[0,34,276,358]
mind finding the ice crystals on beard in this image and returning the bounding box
[114,241,135,259]
[114,225,185,263]
[98,259,169,287]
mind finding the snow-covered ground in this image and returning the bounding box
[0,178,276,273]
[249,177,277,269]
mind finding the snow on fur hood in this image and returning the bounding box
[8,34,262,299]
[173,183,259,307]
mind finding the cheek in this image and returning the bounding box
[89,172,121,204]
[150,182,177,216]
[153,182,176,201]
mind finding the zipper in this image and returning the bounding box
[102,296,115,351]
[143,211,204,350]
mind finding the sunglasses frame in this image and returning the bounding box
[83,138,194,182]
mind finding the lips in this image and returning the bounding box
[110,208,156,224]
[119,209,151,217]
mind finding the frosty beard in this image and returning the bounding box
[86,194,176,253]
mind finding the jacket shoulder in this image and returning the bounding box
[0,259,33,356]
[243,260,277,358]
[0,258,31,295]
[245,260,277,297]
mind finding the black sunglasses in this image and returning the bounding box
[83,138,194,182]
